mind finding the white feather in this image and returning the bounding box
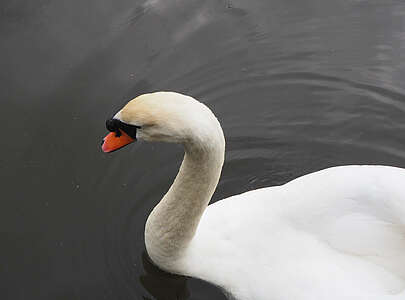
[114,92,405,300]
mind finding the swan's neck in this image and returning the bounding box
[145,126,225,272]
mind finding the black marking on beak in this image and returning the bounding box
[105,118,141,139]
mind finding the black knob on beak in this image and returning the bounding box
[106,118,118,132]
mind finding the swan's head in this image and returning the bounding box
[102,91,223,153]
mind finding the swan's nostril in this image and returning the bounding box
[101,138,105,145]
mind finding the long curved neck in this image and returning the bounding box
[145,126,225,273]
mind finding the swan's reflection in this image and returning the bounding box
[140,252,190,300]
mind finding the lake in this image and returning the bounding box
[2,0,405,299]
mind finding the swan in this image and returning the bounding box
[101,91,405,300]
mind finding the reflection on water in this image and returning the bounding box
[2,0,405,299]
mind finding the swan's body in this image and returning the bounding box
[102,92,405,300]
[184,166,405,300]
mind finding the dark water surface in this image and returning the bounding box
[2,0,405,299]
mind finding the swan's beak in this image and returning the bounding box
[102,129,135,153]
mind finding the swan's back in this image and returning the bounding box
[181,165,405,300]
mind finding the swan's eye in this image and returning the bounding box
[120,122,141,139]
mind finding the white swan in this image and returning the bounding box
[102,91,405,300]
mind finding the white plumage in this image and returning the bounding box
[107,92,405,300]
[185,166,405,300]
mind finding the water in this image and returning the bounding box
[2,0,405,299]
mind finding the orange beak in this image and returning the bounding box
[102,129,135,153]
